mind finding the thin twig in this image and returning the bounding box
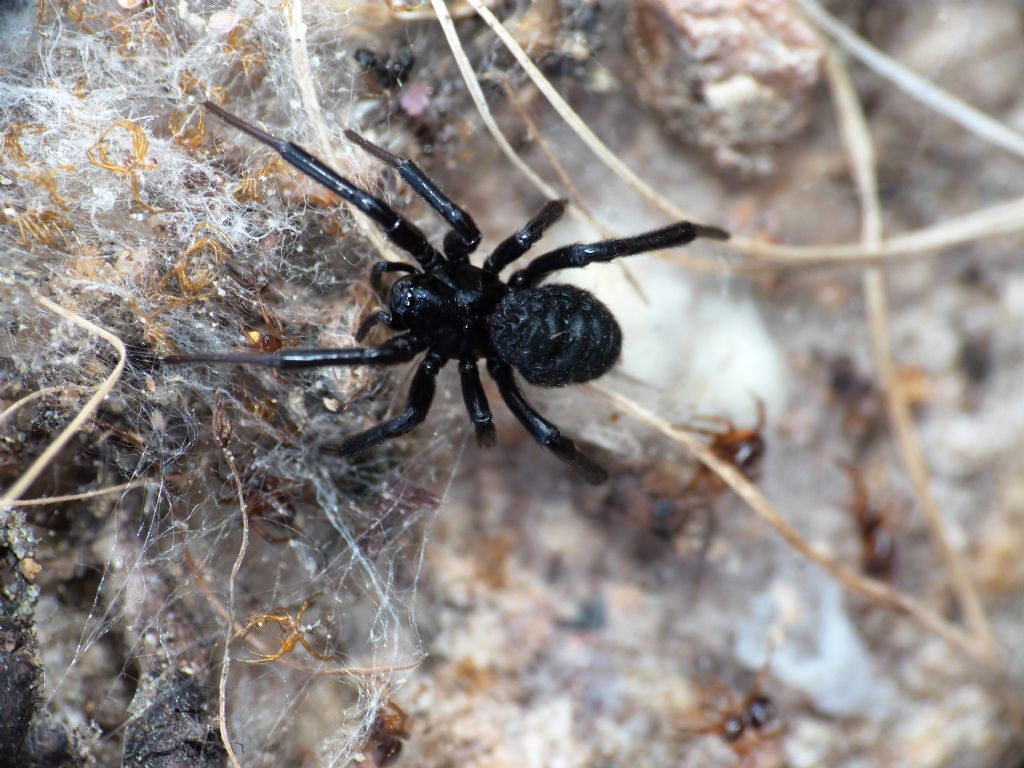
[794,0,1024,160]
[1,297,126,512]
[824,48,997,658]
[590,384,992,666]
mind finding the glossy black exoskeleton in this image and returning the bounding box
[164,103,729,484]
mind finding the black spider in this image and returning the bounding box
[165,102,729,484]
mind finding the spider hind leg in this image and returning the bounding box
[336,353,444,457]
[163,335,421,370]
[487,358,607,485]
[459,358,497,448]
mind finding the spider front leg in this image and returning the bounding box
[370,260,417,296]
[459,358,496,447]
[204,102,444,272]
[487,358,607,484]
[508,220,730,288]
[164,334,421,369]
[483,199,567,275]
[336,352,445,456]
[355,261,418,340]
[354,311,393,342]
[345,129,482,262]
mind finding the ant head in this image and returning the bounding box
[722,714,745,742]
[744,695,776,729]
[734,434,765,470]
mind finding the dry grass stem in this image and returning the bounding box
[217,415,248,768]
[427,0,567,203]
[7,477,167,507]
[825,50,881,243]
[1,297,126,512]
[825,48,997,658]
[794,0,1024,160]
[497,75,648,297]
[455,0,1022,276]
[728,195,1024,266]
[496,77,602,229]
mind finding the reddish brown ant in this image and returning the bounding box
[579,402,766,560]
[695,662,785,766]
[363,700,410,767]
[838,460,897,579]
[823,353,883,444]
[683,398,767,501]
[219,471,305,544]
[243,327,289,354]
[582,459,709,539]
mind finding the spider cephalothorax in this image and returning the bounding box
[165,102,728,484]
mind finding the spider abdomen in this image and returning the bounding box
[488,284,622,387]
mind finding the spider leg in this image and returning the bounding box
[458,359,496,448]
[354,310,394,342]
[336,352,444,456]
[370,260,417,296]
[487,358,607,484]
[508,221,729,288]
[357,261,417,339]
[164,334,422,370]
[204,102,443,271]
[483,199,567,275]
[345,129,482,263]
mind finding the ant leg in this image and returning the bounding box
[508,221,729,288]
[204,102,444,272]
[458,359,496,447]
[345,129,482,262]
[164,334,421,370]
[370,260,416,296]
[487,358,607,484]
[336,353,444,456]
[483,199,567,275]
